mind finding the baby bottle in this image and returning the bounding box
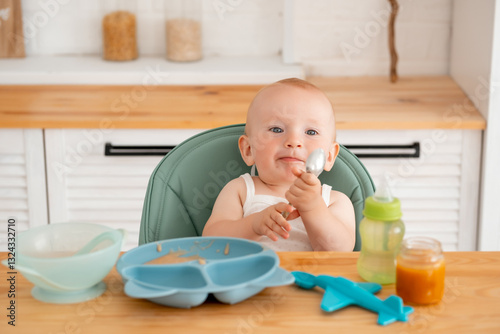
[357,178,405,284]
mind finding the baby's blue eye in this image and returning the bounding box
[306,129,318,135]
[270,127,283,133]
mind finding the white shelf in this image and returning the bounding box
[0,55,304,85]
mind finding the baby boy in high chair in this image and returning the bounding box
[202,78,355,251]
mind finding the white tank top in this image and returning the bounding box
[240,173,332,251]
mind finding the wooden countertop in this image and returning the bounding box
[0,76,486,130]
[1,251,499,333]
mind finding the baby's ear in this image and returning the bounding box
[238,135,255,166]
[324,142,340,171]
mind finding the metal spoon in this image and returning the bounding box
[282,148,326,218]
[304,148,327,177]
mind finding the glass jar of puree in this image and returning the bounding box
[396,237,445,305]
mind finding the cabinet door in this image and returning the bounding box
[45,129,204,250]
[0,129,48,250]
[338,129,481,251]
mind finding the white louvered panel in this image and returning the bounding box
[0,131,28,251]
[0,164,27,176]
[67,176,151,188]
[0,199,29,211]
[0,154,24,164]
[400,199,459,210]
[66,187,147,200]
[404,231,459,251]
[338,129,464,145]
[403,210,459,222]
[69,163,159,176]
[362,162,461,177]
[0,211,28,221]
[395,187,460,199]
[0,176,27,187]
[68,199,145,210]
[0,129,48,251]
[339,129,466,251]
[383,176,460,187]
[45,129,205,251]
[70,209,141,221]
[77,155,166,165]
[63,156,162,250]
[405,220,458,233]
[0,187,28,199]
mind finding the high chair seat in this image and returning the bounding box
[139,124,374,251]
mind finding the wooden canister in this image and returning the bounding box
[0,0,25,58]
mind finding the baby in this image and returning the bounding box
[202,78,355,251]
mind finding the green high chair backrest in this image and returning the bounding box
[139,124,375,251]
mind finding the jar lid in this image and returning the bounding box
[363,196,402,221]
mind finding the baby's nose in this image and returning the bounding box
[285,134,303,148]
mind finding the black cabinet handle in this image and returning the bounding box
[104,143,175,156]
[105,142,420,158]
[344,142,420,158]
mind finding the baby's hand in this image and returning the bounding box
[252,202,293,241]
[286,167,323,214]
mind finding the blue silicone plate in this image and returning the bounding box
[117,237,294,308]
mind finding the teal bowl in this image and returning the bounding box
[2,223,124,304]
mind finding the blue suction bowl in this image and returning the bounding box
[117,237,294,308]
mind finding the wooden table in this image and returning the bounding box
[1,251,499,333]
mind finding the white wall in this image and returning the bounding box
[18,0,452,76]
[450,0,500,251]
[450,0,495,118]
[20,0,284,58]
[290,0,452,76]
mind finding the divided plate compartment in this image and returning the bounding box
[117,237,295,308]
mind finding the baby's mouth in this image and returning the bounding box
[279,157,304,164]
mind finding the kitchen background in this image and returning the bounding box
[18,0,451,77]
[1,0,499,251]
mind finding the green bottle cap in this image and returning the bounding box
[363,177,402,221]
[363,196,402,221]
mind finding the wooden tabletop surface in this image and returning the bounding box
[0,76,486,130]
[1,251,499,333]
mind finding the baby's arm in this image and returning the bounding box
[286,169,356,251]
[202,178,292,241]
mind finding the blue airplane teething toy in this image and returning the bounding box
[292,271,414,326]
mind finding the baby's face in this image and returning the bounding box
[240,84,338,186]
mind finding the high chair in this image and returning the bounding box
[139,124,374,251]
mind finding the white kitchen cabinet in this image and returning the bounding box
[2,127,481,252]
[0,129,48,251]
[44,129,204,250]
[338,129,482,251]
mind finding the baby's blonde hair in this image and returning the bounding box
[274,77,321,90]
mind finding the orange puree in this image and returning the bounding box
[396,258,445,305]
